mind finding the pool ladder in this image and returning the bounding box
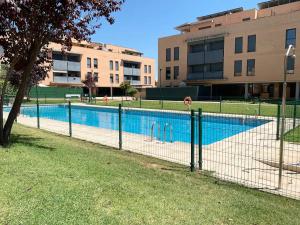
[150,122,173,143]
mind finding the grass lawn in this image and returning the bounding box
[94,99,280,117]
[0,125,300,225]
[285,126,300,143]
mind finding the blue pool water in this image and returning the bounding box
[10,105,269,145]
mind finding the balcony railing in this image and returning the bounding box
[53,60,81,72]
[124,67,141,76]
[53,76,81,84]
[53,60,68,71]
[68,61,81,72]
[187,71,223,80]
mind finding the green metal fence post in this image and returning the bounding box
[161,99,164,110]
[219,96,222,113]
[139,96,142,108]
[276,103,281,140]
[68,101,72,137]
[293,101,297,129]
[36,99,40,129]
[118,104,122,150]
[258,98,261,116]
[190,110,195,172]
[198,108,203,170]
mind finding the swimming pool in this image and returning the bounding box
[11,105,269,145]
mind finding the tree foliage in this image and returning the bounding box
[0,0,124,145]
[120,81,138,97]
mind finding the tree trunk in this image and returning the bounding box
[1,42,41,146]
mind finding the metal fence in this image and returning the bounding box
[6,100,300,200]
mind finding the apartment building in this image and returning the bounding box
[158,0,300,99]
[42,41,155,96]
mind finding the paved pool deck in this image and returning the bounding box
[7,104,300,200]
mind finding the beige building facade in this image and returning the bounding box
[42,41,155,96]
[158,0,300,99]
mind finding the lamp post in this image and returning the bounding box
[278,44,296,189]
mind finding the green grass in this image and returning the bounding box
[1,125,300,225]
[94,99,280,117]
[285,126,300,143]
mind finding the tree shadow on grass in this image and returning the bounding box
[8,134,56,151]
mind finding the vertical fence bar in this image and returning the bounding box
[190,110,195,172]
[118,104,122,150]
[276,103,281,140]
[258,98,261,116]
[68,101,72,137]
[139,96,142,108]
[293,102,297,129]
[198,108,203,170]
[161,99,164,110]
[36,99,40,129]
[219,96,222,113]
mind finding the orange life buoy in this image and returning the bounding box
[184,96,192,106]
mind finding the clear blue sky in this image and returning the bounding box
[92,0,263,75]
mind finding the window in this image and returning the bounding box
[115,61,119,71]
[115,74,119,83]
[94,58,98,69]
[144,76,147,84]
[86,72,92,79]
[208,63,223,72]
[87,57,91,68]
[148,76,151,84]
[166,67,171,80]
[144,65,147,73]
[287,56,295,74]
[174,66,179,80]
[198,26,211,30]
[148,65,152,74]
[207,40,224,51]
[109,60,114,70]
[174,47,180,60]
[53,52,64,60]
[110,74,114,83]
[235,37,243,54]
[166,48,171,61]
[234,60,242,76]
[247,59,255,76]
[190,43,205,53]
[93,72,98,82]
[286,28,296,48]
[190,65,204,73]
[248,35,256,52]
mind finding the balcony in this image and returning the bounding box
[188,50,224,66]
[68,61,81,72]
[204,50,224,64]
[124,67,141,76]
[129,80,141,86]
[53,76,81,84]
[188,52,204,65]
[53,60,68,71]
[53,60,81,72]
[187,71,223,80]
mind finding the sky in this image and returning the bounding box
[91,0,264,76]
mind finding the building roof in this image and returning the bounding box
[258,0,300,9]
[197,8,244,21]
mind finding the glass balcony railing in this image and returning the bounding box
[187,71,223,80]
[53,76,81,84]
[53,60,81,72]
[124,67,141,76]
